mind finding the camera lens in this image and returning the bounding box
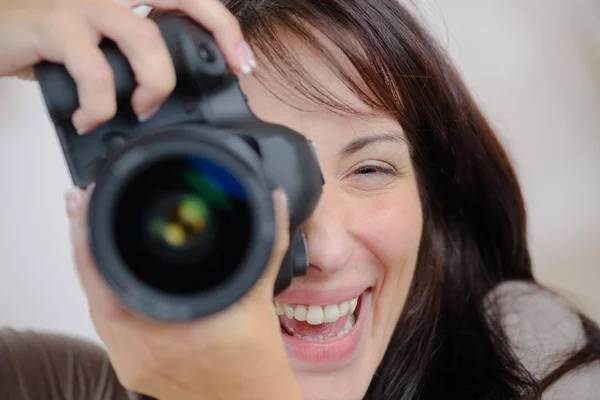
[113,155,252,295]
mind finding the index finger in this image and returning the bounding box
[125,0,256,74]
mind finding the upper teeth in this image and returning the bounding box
[274,297,359,325]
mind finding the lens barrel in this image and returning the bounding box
[87,126,277,321]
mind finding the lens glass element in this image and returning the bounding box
[113,155,252,294]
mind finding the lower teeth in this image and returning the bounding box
[294,312,356,343]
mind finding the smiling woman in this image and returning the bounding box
[186,0,600,398]
[234,35,424,381]
[154,0,600,398]
[1,0,599,399]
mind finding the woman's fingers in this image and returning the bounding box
[4,0,254,131]
[124,0,256,74]
[40,11,117,134]
[84,1,176,123]
[255,189,291,294]
[36,0,253,133]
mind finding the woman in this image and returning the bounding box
[0,0,599,399]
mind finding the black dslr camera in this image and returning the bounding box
[33,14,324,321]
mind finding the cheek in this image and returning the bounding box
[357,189,423,270]
[351,186,423,341]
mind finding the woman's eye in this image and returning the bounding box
[353,165,397,176]
[345,163,404,191]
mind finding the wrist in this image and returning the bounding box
[208,346,302,400]
[161,336,302,400]
[163,371,303,400]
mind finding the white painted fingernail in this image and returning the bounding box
[237,41,256,74]
[72,109,90,135]
[279,189,288,212]
[65,188,82,219]
[240,63,253,75]
[138,105,160,122]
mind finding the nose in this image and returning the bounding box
[300,186,354,276]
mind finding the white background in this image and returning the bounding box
[1,1,599,344]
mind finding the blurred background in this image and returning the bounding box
[0,0,598,344]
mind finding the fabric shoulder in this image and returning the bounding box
[0,328,137,400]
[484,280,600,399]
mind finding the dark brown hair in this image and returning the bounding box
[152,1,600,398]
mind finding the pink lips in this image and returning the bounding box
[279,290,370,364]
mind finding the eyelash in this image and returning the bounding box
[353,165,398,176]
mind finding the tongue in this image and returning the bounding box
[279,315,349,341]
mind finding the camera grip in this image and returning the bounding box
[33,15,231,189]
[34,40,137,123]
[34,15,228,124]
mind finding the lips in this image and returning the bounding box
[278,289,371,364]
[279,312,350,341]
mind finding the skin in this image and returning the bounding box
[238,35,424,400]
[2,1,300,399]
[1,1,423,398]
[0,0,256,132]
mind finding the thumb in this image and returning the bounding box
[254,188,290,293]
[16,66,37,81]
[65,185,131,321]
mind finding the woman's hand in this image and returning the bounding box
[66,186,301,400]
[0,0,256,133]
[0,0,298,397]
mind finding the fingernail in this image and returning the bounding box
[236,41,256,75]
[72,109,89,135]
[138,105,160,122]
[277,189,289,215]
[65,188,83,219]
[134,85,162,122]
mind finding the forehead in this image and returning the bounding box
[238,32,402,144]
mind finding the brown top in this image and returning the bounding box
[0,328,135,400]
[0,281,598,399]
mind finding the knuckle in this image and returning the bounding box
[44,4,71,24]
[177,0,197,13]
[39,7,73,38]
[138,66,175,97]
[133,19,162,46]
[86,63,114,91]
[137,61,176,99]
[213,11,240,34]
[81,69,117,119]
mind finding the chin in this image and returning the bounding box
[292,360,375,400]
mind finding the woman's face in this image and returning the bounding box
[238,37,423,400]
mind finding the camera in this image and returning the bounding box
[33,14,324,321]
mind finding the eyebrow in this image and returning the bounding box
[339,132,406,158]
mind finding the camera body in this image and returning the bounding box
[34,15,324,321]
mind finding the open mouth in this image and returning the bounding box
[274,288,369,344]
